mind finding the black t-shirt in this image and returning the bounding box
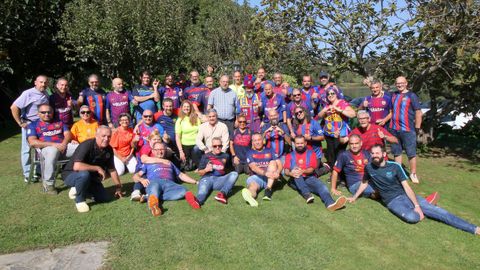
[62,138,115,179]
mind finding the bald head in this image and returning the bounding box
[112,78,124,91]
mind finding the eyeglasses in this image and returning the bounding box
[295,111,304,115]
[143,115,153,118]
[293,94,301,97]
[212,145,223,148]
[327,92,336,96]
[39,111,52,114]
[80,111,91,115]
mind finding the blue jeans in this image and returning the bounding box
[292,176,335,207]
[21,128,33,177]
[64,171,110,203]
[146,179,187,201]
[133,182,145,193]
[387,194,477,234]
[348,181,375,197]
[197,172,238,204]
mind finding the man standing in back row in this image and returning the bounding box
[389,76,422,183]
[11,75,50,182]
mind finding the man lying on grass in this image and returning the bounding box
[137,142,200,216]
[348,144,480,235]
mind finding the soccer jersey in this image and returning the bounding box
[154,111,177,144]
[293,120,324,158]
[389,91,421,132]
[236,94,262,132]
[334,150,370,188]
[49,92,74,128]
[70,120,98,143]
[286,101,314,119]
[231,128,252,163]
[79,88,107,124]
[284,149,318,177]
[137,122,165,146]
[350,124,393,151]
[159,85,181,113]
[261,93,286,123]
[322,99,350,137]
[183,84,208,107]
[132,85,157,121]
[105,90,133,125]
[315,84,345,108]
[27,120,67,143]
[198,152,229,177]
[363,94,392,124]
[254,80,274,93]
[141,162,181,182]
[261,123,289,158]
[300,87,318,104]
[246,147,277,174]
[366,161,409,205]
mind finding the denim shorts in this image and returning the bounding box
[389,129,417,158]
[246,174,268,190]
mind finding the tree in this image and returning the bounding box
[59,0,192,81]
[257,0,403,77]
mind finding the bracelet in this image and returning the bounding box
[414,204,420,207]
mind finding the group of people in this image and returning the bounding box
[10,69,479,236]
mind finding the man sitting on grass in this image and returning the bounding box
[348,144,480,235]
[137,142,200,216]
[196,137,239,205]
[285,135,346,211]
[62,126,123,213]
[241,133,282,206]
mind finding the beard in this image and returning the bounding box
[270,119,279,126]
[296,146,306,153]
[246,92,254,98]
[372,156,384,166]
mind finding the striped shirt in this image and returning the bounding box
[208,87,237,120]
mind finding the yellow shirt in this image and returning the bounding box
[71,120,99,143]
[229,84,245,98]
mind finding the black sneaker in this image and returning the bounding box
[263,188,273,201]
[303,193,314,204]
[316,164,331,176]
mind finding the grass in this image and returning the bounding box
[0,127,479,269]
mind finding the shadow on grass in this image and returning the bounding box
[0,121,20,142]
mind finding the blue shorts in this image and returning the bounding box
[246,175,268,190]
[389,129,417,158]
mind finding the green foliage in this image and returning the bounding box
[59,0,191,80]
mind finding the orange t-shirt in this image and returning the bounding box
[110,128,134,157]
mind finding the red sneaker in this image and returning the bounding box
[148,195,162,217]
[214,192,228,204]
[185,191,201,209]
[425,192,439,205]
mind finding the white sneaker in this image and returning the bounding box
[410,173,420,184]
[130,190,141,201]
[68,187,77,200]
[75,202,90,213]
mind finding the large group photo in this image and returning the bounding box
[1,0,479,269]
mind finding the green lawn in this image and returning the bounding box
[0,128,479,269]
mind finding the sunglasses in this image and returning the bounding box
[80,111,91,115]
[39,111,52,114]
[295,111,304,115]
[212,145,223,148]
[238,121,247,123]
[143,115,153,118]
[293,94,301,97]
[327,92,336,96]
